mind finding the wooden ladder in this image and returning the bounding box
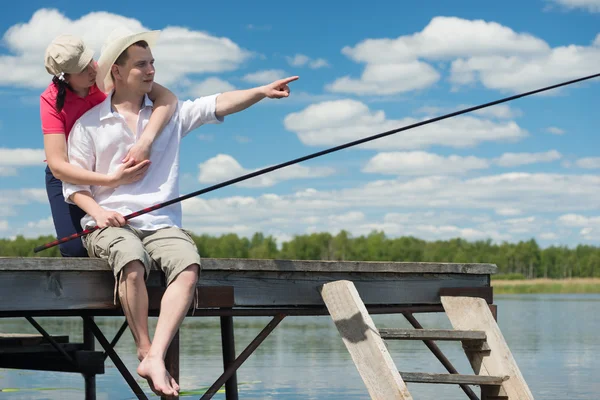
[320,280,534,400]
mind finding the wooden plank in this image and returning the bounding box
[0,350,104,374]
[0,343,82,354]
[0,334,69,347]
[147,286,234,310]
[0,270,489,311]
[0,257,497,275]
[399,372,508,385]
[379,328,486,341]
[321,280,413,400]
[439,286,493,304]
[441,296,534,400]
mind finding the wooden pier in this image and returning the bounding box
[0,257,532,399]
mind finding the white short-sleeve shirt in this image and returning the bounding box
[63,92,223,230]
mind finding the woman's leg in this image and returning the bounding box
[45,166,89,257]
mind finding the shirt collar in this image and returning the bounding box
[99,91,154,121]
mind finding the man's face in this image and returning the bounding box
[115,45,155,94]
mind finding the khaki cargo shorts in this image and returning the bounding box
[83,225,201,288]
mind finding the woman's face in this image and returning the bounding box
[67,60,98,90]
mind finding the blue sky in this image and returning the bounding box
[1,0,599,248]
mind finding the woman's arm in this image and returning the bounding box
[123,82,178,163]
[44,134,150,186]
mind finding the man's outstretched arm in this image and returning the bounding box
[215,76,299,118]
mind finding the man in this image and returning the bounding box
[62,27,298,397]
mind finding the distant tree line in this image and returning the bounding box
[3,230,599,279]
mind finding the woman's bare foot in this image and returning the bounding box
[137,355,178,397]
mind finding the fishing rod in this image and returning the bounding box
[34,72,600,253]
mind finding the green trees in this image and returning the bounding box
[2,231,599,279]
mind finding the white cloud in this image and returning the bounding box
[0,8,252,89]
[326,61,440,95]
[546,126,566,135]
[495,207,522,216]
[26,216,55,232]
[449,46,600,93]
[342,17,548,64]
[540,232,558,240]
[176,172,600,245]
[0,220,8,231]
[286,54,329,69]
[287,54,310,67]
[190,77,235,97]
[575,157,600,169]
[0,148,46,166]
[326,16,599,95]
[242,69,287,84]
[362,151,490,175]
[557,213,600,227]
[494,150,562,167]
[309,58,329,69]
[417,104,522,119]
[0,189,47,217]
[557,213,600,241]
[197,154,336,188]
[416,104,523,121]
[547,0,600,12]
[0,167,17,176]
[284,99,527,149]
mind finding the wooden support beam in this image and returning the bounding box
[321,280,413,400]
[441,296,534,400]
[379,328,486,341]
[400,372,508,385]
[0,349,104,374]
[0,333,69,347]
[439,286,493,304]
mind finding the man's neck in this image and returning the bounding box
[111,88,145,115]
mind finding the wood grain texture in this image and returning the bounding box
[0,270,489,311]
[321,280,413,400]
[0,257,497,274]
[441,296,534,400]
[399,372,508,385]
[379,328,486,341]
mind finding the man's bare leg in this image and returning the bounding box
[137,264,198,397]
[118,261,152,361]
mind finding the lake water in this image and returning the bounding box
[1,294,598,399]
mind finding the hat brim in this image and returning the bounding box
[96,30,160,93]
[72,47,95,74]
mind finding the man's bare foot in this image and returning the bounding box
[137,355,178,397]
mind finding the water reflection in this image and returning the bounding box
[0,294,598,399]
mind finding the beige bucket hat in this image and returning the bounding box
[45,35,94,78]
[96,27,160,93]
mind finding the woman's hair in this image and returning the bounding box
[51,75,72,112]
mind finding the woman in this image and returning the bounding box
[41,34,177,257]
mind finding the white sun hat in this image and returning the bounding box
[96,27,160,93]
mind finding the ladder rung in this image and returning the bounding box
[400,371,508,386]
[380,328,486,341]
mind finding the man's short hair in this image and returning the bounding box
[115,40,149,66]
[110,40,149,81]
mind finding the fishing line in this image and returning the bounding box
[34,72,600,253]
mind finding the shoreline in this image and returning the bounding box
[491,278,600,294]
